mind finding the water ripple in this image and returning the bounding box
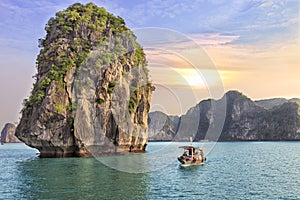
[1,142,300,199]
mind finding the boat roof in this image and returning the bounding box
[179,146,204,150]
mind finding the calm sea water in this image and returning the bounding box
[1,142,300,200]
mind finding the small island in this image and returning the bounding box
[1,123,20,144]
[15,3,154,157]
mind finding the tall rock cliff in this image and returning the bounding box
[219,92,300,140]
[16,3,154,157]
[149,91,300,141]
[1,123,20,144]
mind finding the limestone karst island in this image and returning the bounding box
[15,3,154,157]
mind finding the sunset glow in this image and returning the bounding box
[0,0,299,124]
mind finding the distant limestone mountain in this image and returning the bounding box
[254,98,300,110]
[148,111,179,141]
[1,123,20,144]
[148,91,300,141]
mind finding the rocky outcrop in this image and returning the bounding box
[148,111,179,141]
[219,92,300,141]
[15,3,153,157]
[255,98,288,109]
[1,123,20,144]
[148,91,300,141]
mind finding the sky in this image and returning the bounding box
[0,0,299,127]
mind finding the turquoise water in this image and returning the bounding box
[1,142,300,199]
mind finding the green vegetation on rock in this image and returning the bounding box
[23,2,148,110]
[107,81,117,93]
[54,102,66,114]
[129,83,154,114]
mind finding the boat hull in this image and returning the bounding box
[177,156,204,165]
[180,163,204,167]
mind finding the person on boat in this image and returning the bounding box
[188,149,192,156]
[183,151,188,157]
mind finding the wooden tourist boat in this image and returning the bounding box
[177,146,206,166]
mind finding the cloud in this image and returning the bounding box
[233,0,299,38]
[100,0,299,49]
[202,40,300,96]
[189,33,240,46]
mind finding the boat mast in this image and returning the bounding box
[189,136,193,145]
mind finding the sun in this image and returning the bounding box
[174,68,206,88]
[184,74,205,88]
